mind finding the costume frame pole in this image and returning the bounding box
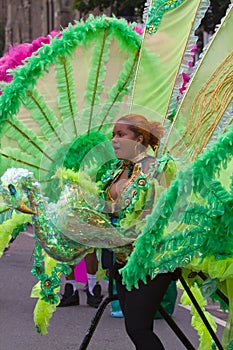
[178,269,224,350]
[79,257,198,350]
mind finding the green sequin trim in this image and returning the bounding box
[146,0,184,34]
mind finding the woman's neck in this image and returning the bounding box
[123,151,147,164]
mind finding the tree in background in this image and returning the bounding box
[72,0,113,15]
[195,0,230,59]
[72,0,145,21]
[0,24,5,56]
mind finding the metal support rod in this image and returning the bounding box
[79,262,225,350]
[179,270,224,350]
[79,251,116,350]
[79,295,117,350]
[158,305,195,350]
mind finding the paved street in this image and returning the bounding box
[0,232,227,350]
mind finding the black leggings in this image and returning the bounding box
[114,265,172,350]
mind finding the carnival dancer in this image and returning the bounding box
[101,113,176,349]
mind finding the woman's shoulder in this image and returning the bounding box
[142,153,177,181]
[141,155,157,173]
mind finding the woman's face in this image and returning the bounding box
[112,122,142,160]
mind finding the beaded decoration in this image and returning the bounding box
[145,0,184,34]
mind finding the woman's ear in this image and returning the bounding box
[137,135,143,144]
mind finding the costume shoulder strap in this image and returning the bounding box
[153,153,177,187]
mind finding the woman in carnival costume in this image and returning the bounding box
[0,0,232,345]
[101,113,176,349]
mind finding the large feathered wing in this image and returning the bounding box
[0,17,143,335]
[0,17,141,194]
